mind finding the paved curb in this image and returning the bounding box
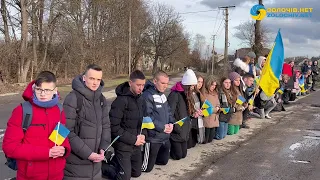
[0,93,19,97]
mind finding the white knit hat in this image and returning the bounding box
[182,69,198,85]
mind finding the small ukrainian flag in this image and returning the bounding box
[49,122,70,146]
[175,117,188,126]
[220,107,230,114]
[277,88,284,94]
[141,117,155,130]
[202,99,213,109]
[202,107,214,117]
[248,97,254,105]
[236,95,246,105]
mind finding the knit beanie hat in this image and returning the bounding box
[182,69,198,85]
[228,72,241,82]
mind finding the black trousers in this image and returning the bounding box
[170,139,188,160]
[141,140,170,172]
[102,147,142,180]
[187,128,198,149]
[204,128,216,143]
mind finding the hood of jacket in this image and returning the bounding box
[233,58,249,73]
[171,81,184,92]
[115,81,138,97]
[72,75,104,101]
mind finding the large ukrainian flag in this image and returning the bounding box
[259,30,284,96]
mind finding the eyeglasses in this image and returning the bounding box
[34,87,56,95]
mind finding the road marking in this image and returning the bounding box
[303,135,320,140]
[290,160,310,164]
[289,143,301,150]
[0,133,4,139]
[0,129,5,132]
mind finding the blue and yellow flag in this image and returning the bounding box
[248,97,254,105]
[49,122,70,146]
[220,107,230,114]
[202,99,213,109]
[236,95,246,105]
[175,117,188,126]
[202,107,214,117]
[141,117,155,130]
[277,87,284,94]
[259,30,284,97]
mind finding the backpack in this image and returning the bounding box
[73,91,105,135]
[5,101,63,171]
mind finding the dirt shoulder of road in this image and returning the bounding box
[135,93,315,180]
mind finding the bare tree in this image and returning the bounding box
[234,20,271,50]
[0,0,10,43]
[148,3,185,74]
[193,34,206,59]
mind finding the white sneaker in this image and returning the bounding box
[265,114,272,119]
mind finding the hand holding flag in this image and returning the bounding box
[174,117,188,126]
[49,122,70,146]
[236,95,246,105]
[220,107,230,114]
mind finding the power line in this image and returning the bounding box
[178,9,218,15]
[212,9,220,34]
[215,17,224,36]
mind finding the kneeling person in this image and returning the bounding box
[103,70,146,180]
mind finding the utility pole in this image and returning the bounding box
[128,10,132,76]
[211,35,216,75]
[219,6,235,66]
[254,0,263,58]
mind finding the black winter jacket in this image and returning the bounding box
[109,82,145,152]
[167,90,192,142]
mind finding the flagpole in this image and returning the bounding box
[55,122,61,146]
[253,30,279,99]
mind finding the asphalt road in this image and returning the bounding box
[194,90,320,180]
[0,76,181,180]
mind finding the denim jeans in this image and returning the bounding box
[215,122,228,140]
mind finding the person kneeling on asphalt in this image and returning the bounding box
[102,70,146,180]
[168,69,203,159]
[141,70,174,173]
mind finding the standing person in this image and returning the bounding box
[256,56,266,76]
[102,70,146,180]
[215,77,234,140]
[228,72,245,135]
[141,70,174,173]
[233,51,256,77]
[311,60,319,91]
[168,69,202,159]
[200,75,220,143]
[2,71,71,180]
[63,64,111,180]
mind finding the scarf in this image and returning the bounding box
[33,93,59,108]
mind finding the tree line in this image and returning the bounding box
[0,0,206,83]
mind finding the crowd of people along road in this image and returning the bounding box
[2,52,319,180]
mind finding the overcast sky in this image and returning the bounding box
[150,0,320,58]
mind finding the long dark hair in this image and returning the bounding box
[230,79,243,104]
[220,77,233,105]
[183,85,196,115]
